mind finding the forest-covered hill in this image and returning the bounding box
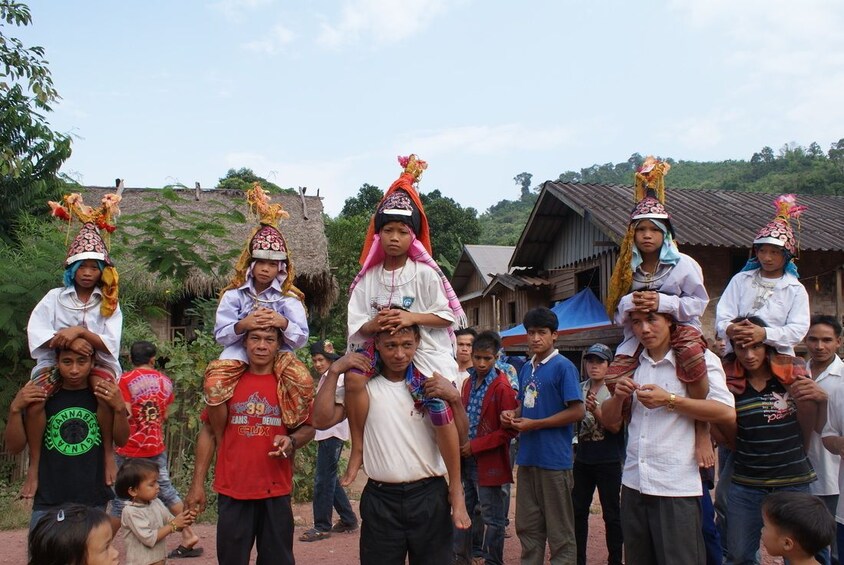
[478,139,844,246]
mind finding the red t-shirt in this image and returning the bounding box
[212,373,307,499]
[116,368,174,458]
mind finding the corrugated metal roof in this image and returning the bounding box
[451,244,515,294]
[512,183,844,268]
[483,273,551,295]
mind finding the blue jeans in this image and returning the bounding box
[454,458,508,565]
[726,481,810,565]
[313,437,357,532]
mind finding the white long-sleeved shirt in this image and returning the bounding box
[615,253,709,357]
[28,286,123,378]
[622,349,735,497]
[809,355,844,496]
[214,276,308,362]
[715,269,810,355]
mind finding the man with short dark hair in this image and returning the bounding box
[325,325,468,565]
[811,315,844,564]
[300,341,358,542]
[455,328,478,389]
[602,310,735,565]
[501,307,584,565]
[186,327,315,565]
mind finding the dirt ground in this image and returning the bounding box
[0,489,778,565]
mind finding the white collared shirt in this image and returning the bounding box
[622,349,734,497]
[813,355,844,498]
[314,371,350,442]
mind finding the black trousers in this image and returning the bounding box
[572,460,623,565]
[621,486,704,565]
[217,493,294,565]
[360,476,453,565]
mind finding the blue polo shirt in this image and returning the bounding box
[516,351,583,471]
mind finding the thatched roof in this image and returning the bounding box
[82,186,338,317]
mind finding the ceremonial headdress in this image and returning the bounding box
[740,194,806,277]
[359,154,431,264]
[48,191,121,317]
[351,154,466,328]
[222,183,304,301]
[752,194,805,256]
[605,156,677,317]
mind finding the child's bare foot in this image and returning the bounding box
[20,467,37,499]
[181,527,200,549]
[450,488,471,530]
[695,429,715,468]
[341,449,363,487]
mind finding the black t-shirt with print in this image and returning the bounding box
[732,378,816,488]
[34,387,113,510]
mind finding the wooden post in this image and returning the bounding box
[836,267,843,325]
[195,182,201,201]
[299,187,309,219]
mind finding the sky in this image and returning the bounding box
[14,0,844,216]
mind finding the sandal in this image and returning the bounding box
[331,520,359,533]
[299,528,331,542]
[167,545,204,558]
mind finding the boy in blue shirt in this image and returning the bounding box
[501,307,584,565]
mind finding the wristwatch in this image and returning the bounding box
[667,393,676,412]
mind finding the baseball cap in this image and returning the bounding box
[584,343,613,363]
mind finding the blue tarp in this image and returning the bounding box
[500,287,612,338]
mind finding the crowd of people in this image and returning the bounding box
[5,154,844,565]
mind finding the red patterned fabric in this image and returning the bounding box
[32,363,116,396]
[722,353,806,394]
[204,353,314,428]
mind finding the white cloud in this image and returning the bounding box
[242,22,296,54]
[670,0,844,79]
[659,109,743,151]
[667,0,844,149]
[210,0,274,23]
[317,0,451,48]
[399,124,576,157]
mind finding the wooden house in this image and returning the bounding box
[451,245,515,331]
[506,182,844,351]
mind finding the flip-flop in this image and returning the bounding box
[167,545,204,558]
[299,528,331,542]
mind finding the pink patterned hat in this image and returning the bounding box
[630,195,670,222]
[753,194,806,255]
[250,225,287,260]
[66,222,111,266]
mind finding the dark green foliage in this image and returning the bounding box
[0,215,65,377]
[478,193,536,246]
[339,183,382,218]
[0,1,72,242]
[419,189,481,273]
[217,167,295,194]
[117,188,243,281]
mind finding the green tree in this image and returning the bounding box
[419,189,481,273]
[514,172,532,199]
[118,188,244,281]
[0,1,72,242]
[339,183,383,218]
[217,167,294,194]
